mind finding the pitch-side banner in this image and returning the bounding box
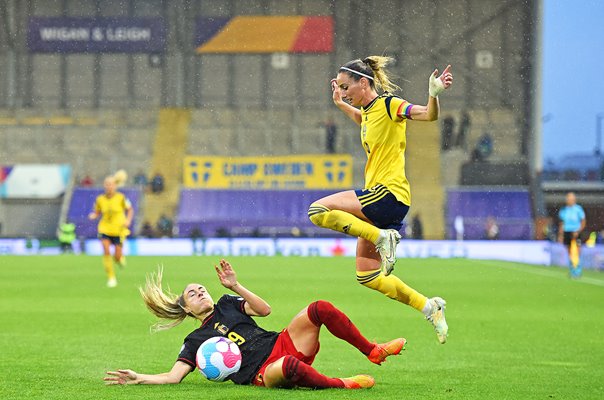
[27,17,166,53]
[183,155,352,189]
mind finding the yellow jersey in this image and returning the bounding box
[360,94,413,205]
[93,192,132,237]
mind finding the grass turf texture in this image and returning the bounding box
[1,255,603,400]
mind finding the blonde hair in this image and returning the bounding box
[139,267,189,332]
[339,56,401,94]
[112,169,128,188]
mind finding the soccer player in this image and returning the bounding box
[558,192,586,277]
[104,259,405,389]
[308,56,452,343]
[88,171,133,287]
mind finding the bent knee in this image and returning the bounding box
[308,203,330,226]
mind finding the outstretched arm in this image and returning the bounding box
[407,65,453,122]
[215,259,271,317]
[104,361,192,385]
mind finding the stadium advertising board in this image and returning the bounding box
[183,155,352,189]
[27,17,166,53]
[4,238,603,268]
[0,164,71,198]
[195,16,333,53]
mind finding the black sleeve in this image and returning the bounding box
[219,294,247,315]
[177,340,198,369]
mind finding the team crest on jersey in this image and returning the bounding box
[214,322,229,335]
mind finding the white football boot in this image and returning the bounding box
[426,297,448,344]
[375,229,401,275]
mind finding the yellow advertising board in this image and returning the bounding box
[183,154,352,189]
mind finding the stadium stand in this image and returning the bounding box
[142,109,191,229]
[177,189,338,238]
[445,188,533,240]
[406,120,445,239]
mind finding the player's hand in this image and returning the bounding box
[215,259,238,289]
[104,369,138,385]
[429,65,453,97]
[88,212,97,220]
[331,78,344,105]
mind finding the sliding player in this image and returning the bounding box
[105,259,405,389]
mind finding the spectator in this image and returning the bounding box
[140,220,155,238]
[57,220,76,253]
[323,117,338,154]
[471,132,493,161]
[150,172,165,194]
[156,214,173,237]
[455,111,470,150]
[411,214,424,240]
[441,116,455,151]
[484,217,499,240]
[133,170,148,189]
[79,174,94,187]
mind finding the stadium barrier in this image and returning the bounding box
[0,238,602,270]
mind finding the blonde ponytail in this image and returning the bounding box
[139,267,189,332]
[362,56,400,93]
[112,169,128,188]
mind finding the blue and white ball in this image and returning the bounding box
[195,336,242,382]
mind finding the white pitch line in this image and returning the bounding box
[473,260,604,287]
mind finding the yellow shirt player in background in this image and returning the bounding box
[308,56,452,343]
[88,170,133,288]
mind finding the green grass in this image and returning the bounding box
[1,255,603,400]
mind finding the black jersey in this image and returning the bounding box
[177,294,279,385]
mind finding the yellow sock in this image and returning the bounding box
[103,255,115,280]
[308,203,380,243]
[356,269,428,312]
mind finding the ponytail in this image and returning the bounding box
[362,56,400,93]
[139,267,189,332]
[339,56,400,93]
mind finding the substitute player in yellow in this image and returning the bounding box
[88,170,133,287]
[308,56,452,343]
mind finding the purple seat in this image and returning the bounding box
[177,189,339,237]
[446,188,534,240]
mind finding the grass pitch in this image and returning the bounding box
[1,255,603,400]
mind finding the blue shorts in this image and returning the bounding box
[355,184,409,230]
[99,234,123,245]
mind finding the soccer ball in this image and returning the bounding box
[196,336,242,382]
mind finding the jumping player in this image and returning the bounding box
[88,170,133,287]
[104,259,406,389]
[308,56,452,343]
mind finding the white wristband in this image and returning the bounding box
[429,73,445,97]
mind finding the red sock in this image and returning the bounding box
[282,355,344,389]
[307,300,375,355]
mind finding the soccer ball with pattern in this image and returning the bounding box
[196,336,242,382]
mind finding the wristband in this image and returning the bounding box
[429,73,445,97]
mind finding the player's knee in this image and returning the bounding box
[307,300,335,326]
[308,203,330,227]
